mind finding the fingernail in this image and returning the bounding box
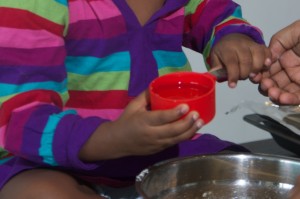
[178,104,189,115]
[265,58,272,66]
[249,73,257,78]
[196,119,204,129]
[229,82,236,88]
[192,112,199,121]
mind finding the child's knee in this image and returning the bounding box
[0,169,98,199]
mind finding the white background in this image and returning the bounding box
[184,0,300,144]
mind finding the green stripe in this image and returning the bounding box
[58,91,69,105]
[67,71,130,91]
[158,63,192,76]
[0,94,12,107]
[0,148,9,159]
[0,91,69,107]
[184,0,203,15]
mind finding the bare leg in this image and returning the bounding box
[0,169,105,199]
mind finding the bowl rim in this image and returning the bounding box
[135,153,300,197]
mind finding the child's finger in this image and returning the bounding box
[147,104,190,126]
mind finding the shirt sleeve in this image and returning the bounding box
[0,0,105,170]
[183,0,265,69]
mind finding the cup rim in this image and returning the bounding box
[149,71,215,102]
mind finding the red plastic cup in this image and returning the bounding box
[149,70,224,124]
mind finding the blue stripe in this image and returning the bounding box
[153,50,188,69]
[0,157,13,164]
[0,79,67,97]
[66,52,131,75]
[54,0,68,6]
[39,109,77,166]
[232,6,242,18]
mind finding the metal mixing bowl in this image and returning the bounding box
[135,153,300,199]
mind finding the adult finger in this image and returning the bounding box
[269,20,300,60]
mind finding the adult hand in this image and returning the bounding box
[252,20,300,105]
[211,33,272,88]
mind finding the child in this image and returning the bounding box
[0,0,271,198]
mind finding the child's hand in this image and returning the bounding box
[110,91,204,156]
[210,33,272,88]
[79,91,203,161]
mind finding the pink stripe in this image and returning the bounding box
[1,102,50,149]
[69,0,122,23]
[64,107,123,121]
[156,8,185,34]
[69,0,97,23]
[191,133,202,140]
[5,107,37,153]
[0,126,7,147]
[164,7,184,20]
[0,27,64,49]
[14,101,52,112]
[89,0,123,20]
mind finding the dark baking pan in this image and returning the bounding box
[243,114,300,155]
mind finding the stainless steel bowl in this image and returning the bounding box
[135,153,300,199]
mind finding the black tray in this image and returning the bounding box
[243,114,300,155]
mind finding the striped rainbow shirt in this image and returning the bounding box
[0,0,263,169]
